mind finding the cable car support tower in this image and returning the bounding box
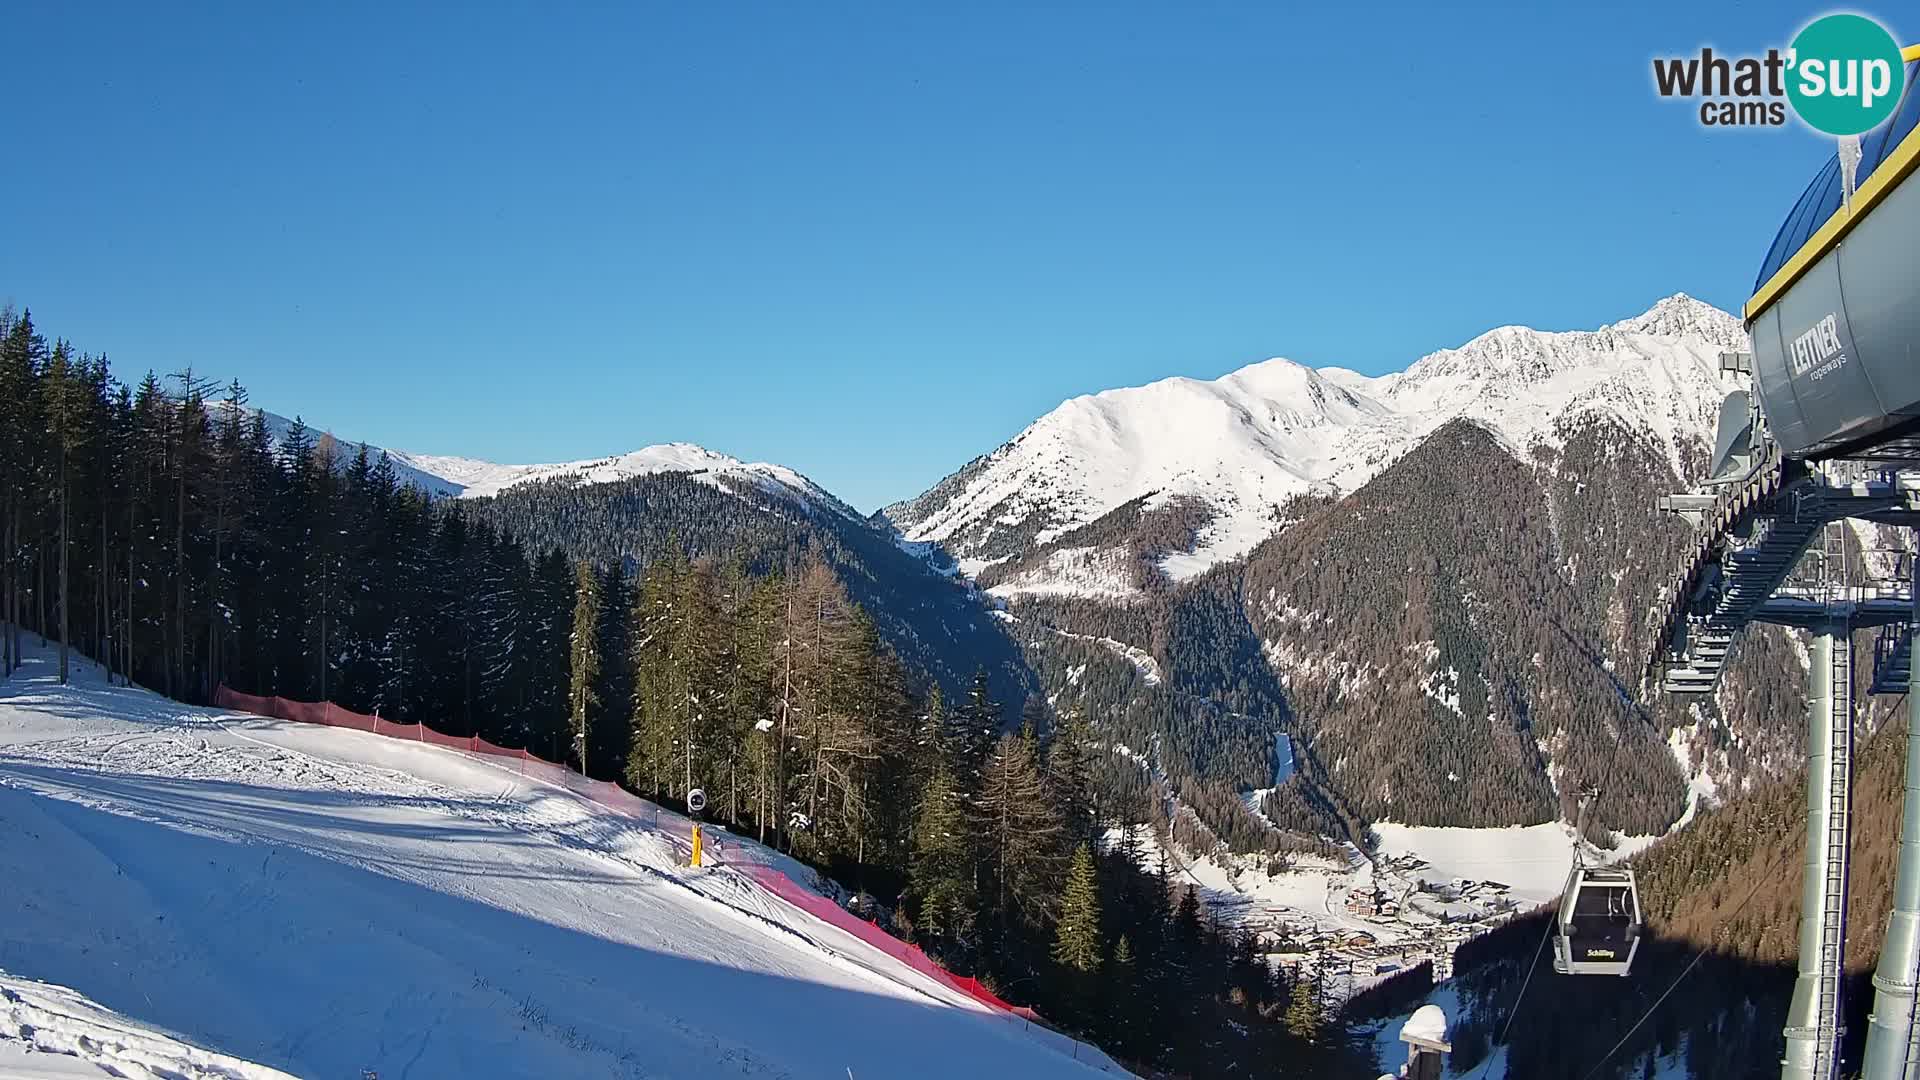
[1651,54,1920,1076]
[1655,379,1920,1080]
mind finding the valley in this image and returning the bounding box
[225,293,1769,910]
[0,290,1861,1078]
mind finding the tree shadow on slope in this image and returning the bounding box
[0,759,682,887]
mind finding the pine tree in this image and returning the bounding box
[1284,972,1323,1045]
[629,552,687,796]
[0,309,44,679]
[1046,703,1101,846]
[1174,884,1201,941]
[586,559,630,779]
[947,668,1000,787]
[1105,930,1128,1014]
[1052,842,1102,973]
[44,341,83,684]
[908,756,978,949]
[977,730,1067,932]
[518,547,573,760]
[568,559,601,775]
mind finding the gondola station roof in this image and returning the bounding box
[1752,52,1920,307]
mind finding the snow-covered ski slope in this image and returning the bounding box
[0,639,1122,1079]
[0,973,298,1079]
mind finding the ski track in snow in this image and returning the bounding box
[0,641,1121,1080]
[0,974,298,1080]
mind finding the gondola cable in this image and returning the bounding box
[1574,836,1798,1080]
[1464,908,1558,1080]
[1573,689,1907,1079]
[1462,813,1792,1080]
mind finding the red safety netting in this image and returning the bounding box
[734,863,1025,1014]
[210,684,1059,1030]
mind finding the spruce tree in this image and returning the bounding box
[568,559,601,775]
[524,548,575,760]
[1283,973,1323,1045]
[1052,842,1102,973]
[587,559,631,779]
[1046,703,1101,846]
[1108,933,1137,1022]
[947,668,1000,786]
[44,341,82,684]
[908,756,978,949]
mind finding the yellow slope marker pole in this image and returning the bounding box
[692,823,703,868]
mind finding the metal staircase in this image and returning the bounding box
[1662,509,1825,692]
[1908,947,1920,1079]
[1875,626,1914,695]
[1872,547,1916,696]
[1658,468,1920,694]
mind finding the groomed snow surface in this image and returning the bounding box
[0,637,1122,1079]
[0,974,297,1080]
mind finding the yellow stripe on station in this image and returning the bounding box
[1745,46,1920,323]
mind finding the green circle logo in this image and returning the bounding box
[1787,14,1906,136]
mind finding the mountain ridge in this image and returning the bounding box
[223,401,857,521]
[884,293,1742,599]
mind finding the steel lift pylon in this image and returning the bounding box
[1657,371,1920,1080]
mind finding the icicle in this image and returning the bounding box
[1839,134,1864,205]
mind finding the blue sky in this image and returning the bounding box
[0,1,1882,510]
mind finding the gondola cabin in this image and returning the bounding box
[1553,865,1642,976]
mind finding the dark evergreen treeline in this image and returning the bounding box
[0,307,1374,1077]
[461,470,1038,715]
[0,306,581,748]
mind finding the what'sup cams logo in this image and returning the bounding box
[1653,13,1907,134]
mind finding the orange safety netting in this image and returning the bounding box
[211,684,1043,1023]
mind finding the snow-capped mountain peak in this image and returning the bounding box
[886,294,1741,598]
[1608,291,1745,345]
[390,441,857,517]
[223,403,855,519]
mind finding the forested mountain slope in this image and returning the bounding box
[877,295,1782,853]
[997,407,1812,856]
[222,406,1033,716]
[461,473,1035,711]
[1246,410,1822,833]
